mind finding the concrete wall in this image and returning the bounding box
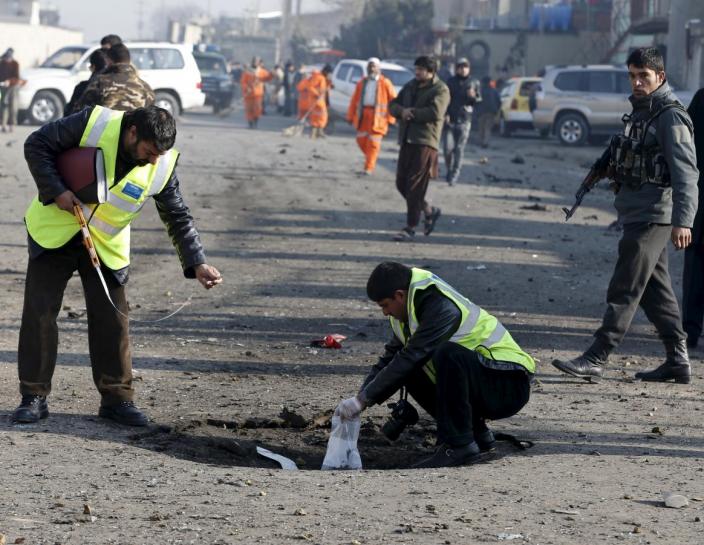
[0,20,83,68]
[457,30,612,78]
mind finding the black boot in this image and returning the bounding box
[99,401,149,426]
[635,339,691,384]
[551,346,608,383]
[412,441,482,468]
[12,395,49,424]
[475,429,496,452]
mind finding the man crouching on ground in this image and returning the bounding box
[335,262,535,468]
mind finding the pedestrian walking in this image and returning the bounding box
[64,49,110,117]
[0,48,23,133]
[441,57,479,184]
[475,76,500,148]
[552,47,698,384]
[73,43,154,112]
[12,105,223,426]
[388,56,450,242]
[346,57,397,175]
[283,61,296,116]
[240,57,272,129]
[682,87,704,349]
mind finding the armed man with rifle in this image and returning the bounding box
[553,47,698,384]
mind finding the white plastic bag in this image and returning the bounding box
[321,415,363,470]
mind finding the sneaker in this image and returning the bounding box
[392,227,415,242]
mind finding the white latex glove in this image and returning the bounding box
[336,396,363,420]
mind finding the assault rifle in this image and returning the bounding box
[563,147,612,221]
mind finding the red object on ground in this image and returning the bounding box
[310,334,347,349]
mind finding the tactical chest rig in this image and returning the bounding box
[608,100,691,190]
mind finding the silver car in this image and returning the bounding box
[532,65,631,146]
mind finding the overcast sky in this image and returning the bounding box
[45,0,330,42]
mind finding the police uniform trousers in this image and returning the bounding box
[402,341,530,447]
[18,236,133,405]
[594,222,686,350]
[682,236,704,346]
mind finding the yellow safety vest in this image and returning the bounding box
[389,268,535,382]
[25,106,179,270]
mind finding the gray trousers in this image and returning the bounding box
[0,85,18,126]
[594,222,685,352]
[441,121,470,179]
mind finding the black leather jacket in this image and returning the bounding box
[24,107,206,284]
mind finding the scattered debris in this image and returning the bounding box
[293,508,308,516]
[663,493,689,509]
[279,407,308,429]
[256,446,298,470]
[478,156,489,164]
[484,172,523,184]
[310,334,346,349]
[552,508,579,515]
[520,203,548,211]
[497,533,524,541]
[511,155,525,164]
[467,264,487,271]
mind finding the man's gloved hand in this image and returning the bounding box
[336,396,364,420]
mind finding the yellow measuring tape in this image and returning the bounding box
[74,204,190,323]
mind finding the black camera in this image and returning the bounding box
[381,398,419,441]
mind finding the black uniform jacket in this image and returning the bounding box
[24,107,206,284]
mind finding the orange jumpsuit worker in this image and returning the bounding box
[347,57,397,175]
[240,56,273,129]
[297,64,333,139]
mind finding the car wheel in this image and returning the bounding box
[154,92,179,116]
[499,114,512,137]
[29,91,63,125]
[556,113,589,146]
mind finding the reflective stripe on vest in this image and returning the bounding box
[389,268,535,382]
[25,106,179,270]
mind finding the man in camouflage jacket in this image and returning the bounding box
[74,43,154,112]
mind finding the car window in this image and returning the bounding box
[152,49,185,69]
[40,47,88,69]
[519,81,540,96]
[335,63,352,82]
[587,71,615,93]
[131,48,155,70]
[195,55,226,75]
[616,71,631,94]
[349,65,363,84]
[553,71,585,92]
[500,82,516,98]
[131,48,185,70]
[382,69,413,87]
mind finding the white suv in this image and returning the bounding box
[328,59,413,118]
[18,42,205,124]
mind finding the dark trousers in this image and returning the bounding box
[18,241,133,405]
[395,143,437,228]
[683,244,704,344]
[441,121,471,179]
[403,342,530,447]
[594,222,685,351]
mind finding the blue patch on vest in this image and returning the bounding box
[121,182,144,200]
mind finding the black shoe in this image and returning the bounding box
[475,429,496,452]
[635,339,691,384]
[12,395,49,424]
[551,351,606,383]
[412,441,482,469]
[424,207,442,236]
[99,401,149,427]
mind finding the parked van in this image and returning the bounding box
[18,42,205,124]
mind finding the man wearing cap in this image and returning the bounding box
[442,58,479,185]
[347,58,397,175]
[0,48,22,133]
